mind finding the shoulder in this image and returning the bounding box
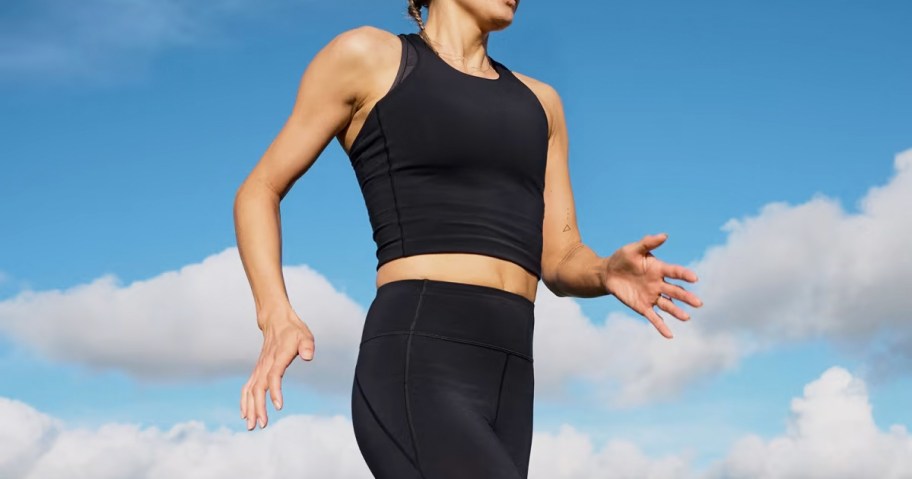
[510,71,564,138]
[306,26,404,106]
[312,25,401,75]
[327,25,400,59]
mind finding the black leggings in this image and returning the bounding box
[351,278,535,479]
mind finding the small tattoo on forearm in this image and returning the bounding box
[563,208,571,232]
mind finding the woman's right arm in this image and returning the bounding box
[233,25,396,431]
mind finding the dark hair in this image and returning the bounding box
[407,0,429,30]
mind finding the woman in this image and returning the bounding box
[234,0,703,477]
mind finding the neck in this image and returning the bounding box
[422,4,490,64]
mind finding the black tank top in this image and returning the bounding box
[346,32,549,279]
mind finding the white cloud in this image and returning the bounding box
[0,246,742,407]
[0,396,372,479]
[531,366,912,478]
[704,366,912,479]
[696,146,912,338]
[532,289,744,407]
[0,0,279,82]
[690,147,912,377]
[529,424,697,479]
[534,146,912,404]
[4,366,908,478]
[0,247,366,394]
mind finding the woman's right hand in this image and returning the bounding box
[240,307,315,431]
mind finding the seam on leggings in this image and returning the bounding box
[362,330,533,363]
[490,352,510,428]
[404,280,428,479]
[354,373,421,471]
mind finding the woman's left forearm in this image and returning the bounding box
[547,242,611,298]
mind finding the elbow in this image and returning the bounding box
[235,177,281,206]
[544,280,569,298]
[540,263,566,297]
[234,181,252,212]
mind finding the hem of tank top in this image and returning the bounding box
[347,33,419,156]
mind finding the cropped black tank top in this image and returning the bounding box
[346,32,549,279]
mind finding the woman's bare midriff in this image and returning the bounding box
[376,253,538,303]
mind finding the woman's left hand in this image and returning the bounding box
[602,233,703,339]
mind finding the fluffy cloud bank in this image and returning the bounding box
[532,292,741,407]
[0,396,372,479]
[535,147,912,405]
[2,366,908,478]
[0,246,740,407]
[692,148,912,378]
[702,366,912,479]
[0,248,366,394]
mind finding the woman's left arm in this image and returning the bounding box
[521,76,703,338]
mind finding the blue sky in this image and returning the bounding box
[1,0,911,477]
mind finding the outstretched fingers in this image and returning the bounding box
[659,281,703,309]
[240,377,251,420]
[642,305,673,339]
[656,295,690,322]
[660,262,698,283]
[246,383,257,430]
[254,374,269,429]
[268,340,300,411]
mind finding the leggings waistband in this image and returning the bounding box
[377,278,535,309]
[362,278,535,361]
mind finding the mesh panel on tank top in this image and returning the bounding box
[346,32,548,280]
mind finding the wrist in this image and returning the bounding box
[256,301,295,330]
[597,254,614,297]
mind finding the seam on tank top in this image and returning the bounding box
[490,352,510,428]
[404,280,428,479]
[375,108,406,257]
[354,373,421,471]
[361,330,533,362]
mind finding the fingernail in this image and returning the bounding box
[258,418,264,429]
[274,400,282,410]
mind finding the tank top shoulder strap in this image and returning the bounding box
[388,33,419,91]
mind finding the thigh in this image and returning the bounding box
[352,334,423,479]
[490,354,534,479]
[406,335,526,479]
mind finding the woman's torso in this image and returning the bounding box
[339,30,548,304]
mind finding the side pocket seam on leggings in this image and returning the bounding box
[404,280,428,479]
[354,374,422,471]
[490,352,510,428]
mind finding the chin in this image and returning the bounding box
[487,7,515,30]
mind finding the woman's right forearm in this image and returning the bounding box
[234,178,293,329]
